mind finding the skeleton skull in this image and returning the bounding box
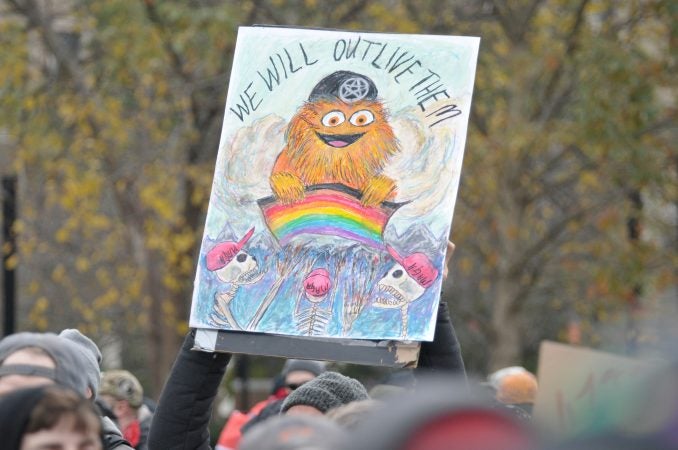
[214,251,260,285]
[373,263,426,309]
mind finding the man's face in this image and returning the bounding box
[284,370,317,392]
[20,415,102,450]
[0,349,56,396]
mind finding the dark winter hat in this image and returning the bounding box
[282,359,327,378]
[239,414,345,450]
[0,332,89,395]
[281,371,369,414]
[59,329,102,396]
[309,71,378,104]
[0,386,52,450]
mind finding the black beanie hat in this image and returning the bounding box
[281,371,369,414]
[308,71,378,104]
[0,386,50,450]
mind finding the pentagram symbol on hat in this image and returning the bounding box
[339,77,370,102]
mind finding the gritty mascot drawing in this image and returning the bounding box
[270,71,400,207]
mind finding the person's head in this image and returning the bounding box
[58,330,102,400]
[281,371,369,416]
[281,359,326,392]
[0,332,90,397]
[0,385,103,450]
[326,399,381,429]
[98,370,143,423]
[339,378,538,450]
[239,414,345,450]
[488,366,538,407]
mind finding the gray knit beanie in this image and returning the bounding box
[0,332,89,395]
[281,371,369,414]
[58,329,102,396]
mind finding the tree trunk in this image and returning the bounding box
[488,277,522,371]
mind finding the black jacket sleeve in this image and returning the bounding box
[416,300,466,378]
[148,330,232,450]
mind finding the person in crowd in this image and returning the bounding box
[0,330,133,450]
[338,378,539,450]
[488,366,538,417]
[216,359,326,450]
[0,385,104,450]
[326,399,381,429]
[280,371,369,416]
[100,370,153,450]
[238,415,345,450]
[148,242,464,449]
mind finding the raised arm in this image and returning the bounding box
[415,242,466,378]
[148,330,232,450]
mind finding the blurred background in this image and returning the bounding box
[0,0,675,407]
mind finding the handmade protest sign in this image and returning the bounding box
[533,341,662,438]
[190,26,479,346]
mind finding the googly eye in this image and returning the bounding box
[349,110,375,126]
[321,111,345,127]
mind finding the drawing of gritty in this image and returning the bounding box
[270,71,400,207]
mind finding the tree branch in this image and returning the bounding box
[533,0,590,122]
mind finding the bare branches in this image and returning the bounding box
[533,0,590,122]
[141,0,191,83]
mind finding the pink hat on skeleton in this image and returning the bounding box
[386,246,439,288]
[304,268,331,298]
[206,227,255,271]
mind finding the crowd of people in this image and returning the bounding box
[0,248,676,450]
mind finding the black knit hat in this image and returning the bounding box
[309,71,378,104]
[281,371,369,414]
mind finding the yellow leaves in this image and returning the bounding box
[140,183,176,222]
[75,257,91,272]
[176,320,189,335]
[28,297,50,331]
[93,288,120,310]
[4,253,18,270]
[55,228,70,244]
[52,264,66,283]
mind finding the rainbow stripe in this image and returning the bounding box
[258,184,403,249]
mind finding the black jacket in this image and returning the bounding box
[148,330,231,450]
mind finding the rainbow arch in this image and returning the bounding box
[258,184,403,249]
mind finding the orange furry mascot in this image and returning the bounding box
[270,71,400,207]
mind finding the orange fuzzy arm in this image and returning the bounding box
[271,149,305,204]
[361,174,396,207]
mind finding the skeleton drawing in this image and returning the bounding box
[205,227,264,329]
[373,246,439,338]
[295,268,333,336]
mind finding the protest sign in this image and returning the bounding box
[534,341,661,437]
[189,26,479,362]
